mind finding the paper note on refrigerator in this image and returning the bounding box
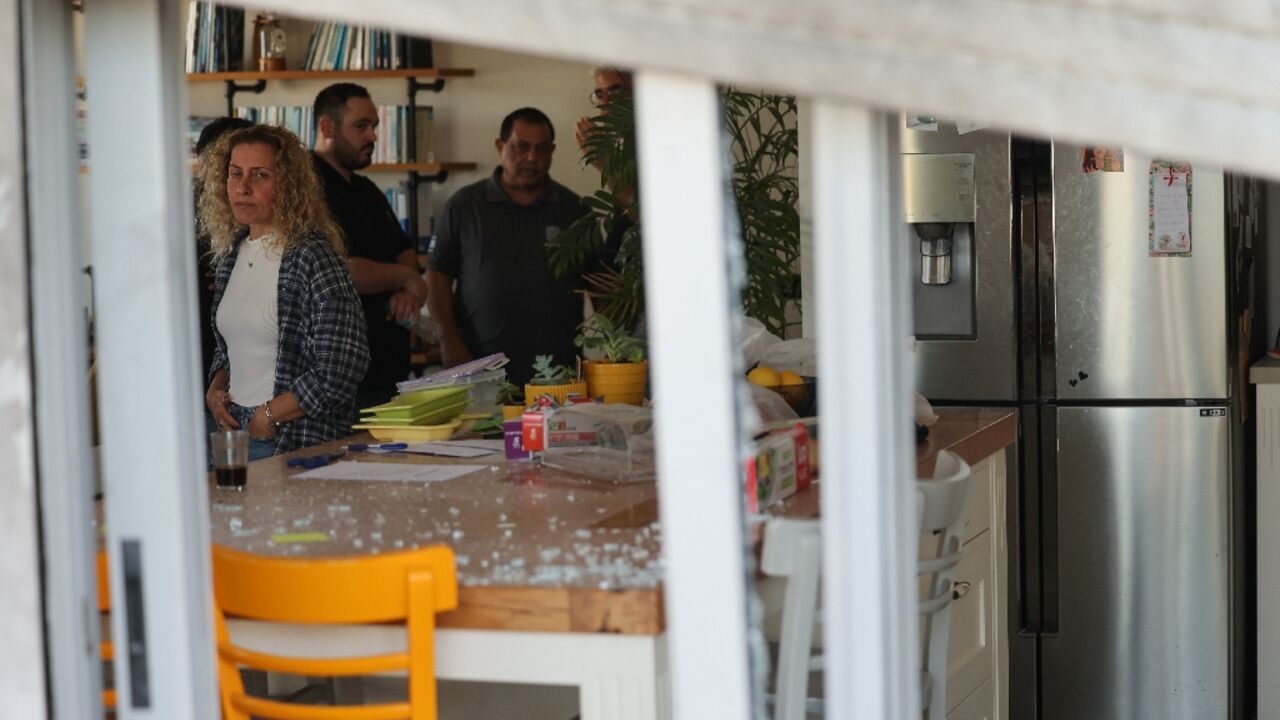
[1149,161,1193,256]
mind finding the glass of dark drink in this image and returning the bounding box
[210,430,249,491]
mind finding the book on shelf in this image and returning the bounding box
[234,106,315,150]
[303,21,432,71]
[385,182,412,237]
[185,1,244,73]
[414,107,435,164]
[188,116,222,160]
[235,103,427,165]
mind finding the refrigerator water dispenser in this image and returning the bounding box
[902,152,977,338]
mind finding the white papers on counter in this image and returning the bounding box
[295,462,486,483]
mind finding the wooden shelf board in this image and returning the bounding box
[366,162,477,173]
[187,68,474,83]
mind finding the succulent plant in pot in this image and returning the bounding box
[496,380,527,421]
[524,354,588,406]
[576,314,647,405]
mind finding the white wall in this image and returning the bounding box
[184,14,605,236]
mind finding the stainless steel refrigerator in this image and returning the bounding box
[903,127,1258,719]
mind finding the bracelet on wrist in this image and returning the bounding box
[262,401,283,435]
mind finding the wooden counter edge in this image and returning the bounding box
[439,585,664,636]
[916,410,1016,477]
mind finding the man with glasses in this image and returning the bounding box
[425,107,586,385]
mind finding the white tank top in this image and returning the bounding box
[217,234,282,406]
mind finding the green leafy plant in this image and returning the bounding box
[549,89,800,336]
[530,354,572,385]
[576,314,646,363]
[496,380,525,406]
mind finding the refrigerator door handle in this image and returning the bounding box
[1015,405,1043,634]
[1040,406,1060,634]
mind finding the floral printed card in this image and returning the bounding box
[1150,160,1192,257]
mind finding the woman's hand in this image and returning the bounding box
[206,385,237,430]
[247,405,275,441]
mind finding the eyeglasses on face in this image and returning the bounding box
[590,84,629,106]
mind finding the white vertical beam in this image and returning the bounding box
[0,0,49,716]
[813,103,919,718]
[22,0,103,716]
[84,0,216,717]
[637,71,752,720]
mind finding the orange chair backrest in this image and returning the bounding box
[212,544,457,720]
[97,550,117,711]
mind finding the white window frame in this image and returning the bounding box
[0,0,51,715]
[83,0,217,717]
[21,0,103,717]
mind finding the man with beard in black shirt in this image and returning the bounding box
[312,83,426,409]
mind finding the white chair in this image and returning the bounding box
[760,449,972,720]
[917,450,973,720]
[761,517,823,720]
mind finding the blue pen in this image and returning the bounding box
[286,449,347,469]
[348,442,408,452]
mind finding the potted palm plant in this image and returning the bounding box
[523,355,588,406]
[549,89,800,337]
[577,314,647,405]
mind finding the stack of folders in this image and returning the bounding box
[353,386,472,442]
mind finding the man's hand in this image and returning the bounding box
[440,334,473,369]
[389,290,424,324]
[401,271,428,302]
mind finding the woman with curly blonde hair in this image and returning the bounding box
[201,124,369,459]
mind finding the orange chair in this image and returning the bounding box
[211,544,458,720]
[96,550,117,712]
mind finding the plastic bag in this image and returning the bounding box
[749,383,799,424]
[741,315,818,377]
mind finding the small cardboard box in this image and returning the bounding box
[521,404,607,454]
[744,424,812,513]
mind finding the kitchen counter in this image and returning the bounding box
[778,406,1016,519]
[915,407,1018,477]
[1251,355,1280,384]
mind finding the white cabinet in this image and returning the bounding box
[1253,364,1280,716]
[947,679,994,720]
[941,450,1007,720]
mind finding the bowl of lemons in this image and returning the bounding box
[746,364,816,417]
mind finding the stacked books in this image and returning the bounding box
[185,2,244,73]
[233,106,316,149]
[233,104,434,165]
[385,184,411,237]
[304,23,434,71]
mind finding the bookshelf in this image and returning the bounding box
[185,15,473,376]
[187,68,474,82]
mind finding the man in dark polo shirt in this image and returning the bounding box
[312,83,427,409]
[426,107,586,386]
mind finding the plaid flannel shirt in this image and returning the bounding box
[209,229,370,453]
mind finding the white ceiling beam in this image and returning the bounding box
[249,0,1280,179]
